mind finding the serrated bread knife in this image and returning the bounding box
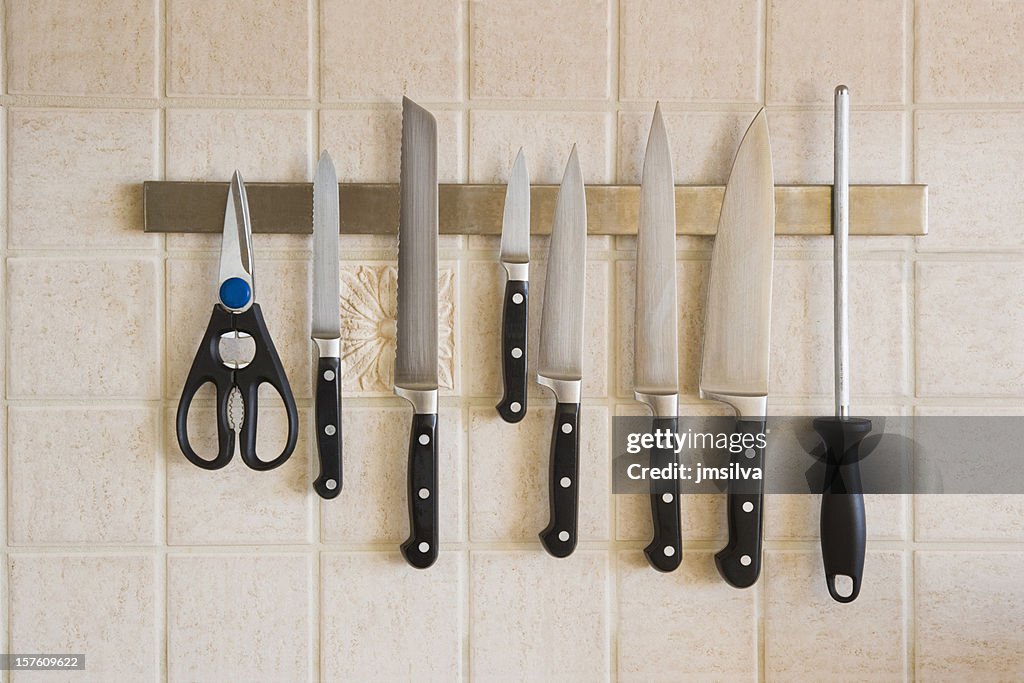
[536,146,586,558]
[496,149,531,423]
[634,104,682,572]
[395,97,439,569]
[699,109,774,588]
[311,151,343,499]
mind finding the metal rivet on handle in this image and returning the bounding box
[561,423,573,434]
[418,542,430,553]
[740,555,752,566]
[745,447,755,459]
[512,292,524,304]
[558,531,570,542]
[511,347,523,359]
[510,401,522,413]
[418,487,430,499]
[419,434,430,445]
[325,479,337,490]
[662,493,674,503]
[742,501,754,512]
[323,369,336,381]
[560,477,571,488]
[664,546,676,557]
[325,425,336,436]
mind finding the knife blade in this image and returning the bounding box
[312,151,343,500]
[634,104,681,572]
[814,85,871,603]
[496,148,531,423]
[395,97,439,570]
[537,145,586,558]
[699,108,774,588]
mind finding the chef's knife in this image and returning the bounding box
[634,104,682,572]
[814,85,871,603]
[496,149,531,423]
[537,146,586,558]
[699,109,774,588]
[312,151,343,499]
[395,97,439,569]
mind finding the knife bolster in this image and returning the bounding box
[312,336,341,358]
[395,386,438,414]
[699,390,767,419]
[537,375,581,404]
[635,392,678,419]
[502,261,529,281]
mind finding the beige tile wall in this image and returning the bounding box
[2,0,1023,680]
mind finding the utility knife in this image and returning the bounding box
[496,149,530,423]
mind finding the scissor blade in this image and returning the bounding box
[217,171,254,306]
[312,152,341,339]
[499,148,530,265]
[537,146,586,382]
[699,109,775,409]
[634,104,678,398]
[395,97,439,391]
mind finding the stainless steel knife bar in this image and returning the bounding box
[142,182,927,236]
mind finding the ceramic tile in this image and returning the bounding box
[8,108,158,249]
[7,258,160,399]
[770,258,907,399]
[916,0,1024,103]
[167,554,312,682]
[468,406,609,543]
[167,0,310,97]
[320,109,465,183]
[620,0,761,102]
[767,0,907,104]
[336,262,458,396]
[464,260,607,400]
[917,262,1024,397]
[470,550,609,681]
[768,109,906,184]
[916,551,1024,679]
[166,257,311,400]
[764,550,906,681]
[321,0,463,102]
[321,552,463,680]
[469,111,613,183]
[8,407,157,544]
[321,407,464,544]
[916,111,1024,249]
[617,550,757,681]
[7,0,156,96]
[167,407,312,545]
[470,0,610,100]
[9,555,156,681]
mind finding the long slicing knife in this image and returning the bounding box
[312,151,343,499]
[496,149,531,423]
[634,104,682,572]
[537,146,587,558]
[813,85,872,603]
[395,97,439,569]
[699,109,774,588]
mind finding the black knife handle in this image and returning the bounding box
[715,418,766,588]
[539,402,579,558]
[496,279,529,423]
[313,356,343,499]
[814,416,872,603]
[644,415,682,572]
[400,412,438,569]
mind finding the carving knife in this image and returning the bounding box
[311,151,343,499]
[395,97,439,569]
[699,109,774,588]
[814,85,871,603]
[536,146,586,558]
[634,104,682,572]
[496,149,531,423]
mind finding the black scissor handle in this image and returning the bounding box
[176,305,237,470]
[233,303,298,470]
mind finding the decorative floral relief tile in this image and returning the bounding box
[339,264,456,394]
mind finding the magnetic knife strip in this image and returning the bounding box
[142,182,927,236]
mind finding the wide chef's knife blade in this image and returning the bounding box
[395,97,439,569]
[699,109,774,588]
[496,149,531,423]
[634,104,682,572]
[537,145,586,558]
[312,151,343,499]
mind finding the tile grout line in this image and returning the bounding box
[156,0,170,678]
[904,1,918,677]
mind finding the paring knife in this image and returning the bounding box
[537,146,587,558]
[496,149,531,423]
[312,151,343,499]
[634,104,682,572]
[814,85,872,603]
[699,109,774,588]
[395,97,440,569]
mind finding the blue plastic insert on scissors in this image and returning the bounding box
[219,277,252,310]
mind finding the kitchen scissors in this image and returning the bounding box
[175,171,299,470]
